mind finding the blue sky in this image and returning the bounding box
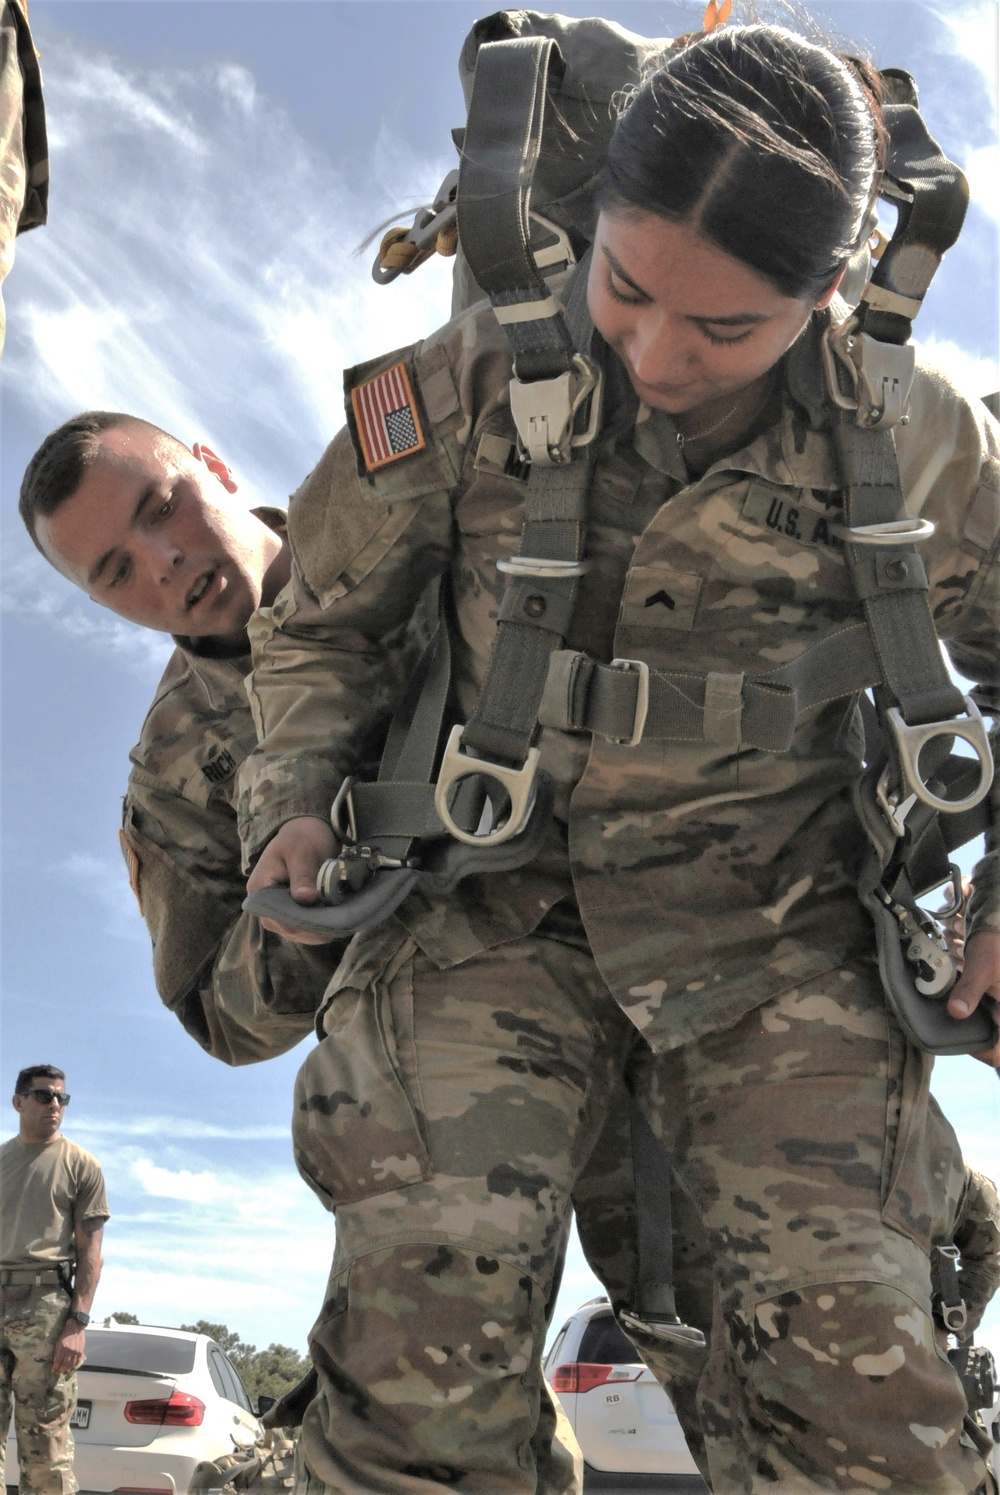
[1,0,998,1361]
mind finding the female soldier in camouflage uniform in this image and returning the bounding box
[242,21,1000,1494]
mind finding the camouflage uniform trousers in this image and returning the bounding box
[0,1284,78,1495]
[291,920,993,1494]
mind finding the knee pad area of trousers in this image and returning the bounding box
[725,1282,983,1487]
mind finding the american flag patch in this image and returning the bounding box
[351,361,426,473]
[119,828,143,914]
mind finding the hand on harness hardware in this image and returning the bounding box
[247,816,339,944]
[947,929,1000,1067]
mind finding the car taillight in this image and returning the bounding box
[124,1390,205,1426]
[550,1363,643,1393]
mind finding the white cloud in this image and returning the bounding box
[934,1,999,108]
[1,543,176,676]
[3,31,455,674]
[913,334,1000,401]
[74,1116,288,1141]
[961,143,1000,224]
[53,852,147,942]
[5,39,454,488]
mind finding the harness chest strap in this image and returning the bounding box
[539,621,885,752]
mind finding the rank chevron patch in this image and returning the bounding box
[351,361,426,472]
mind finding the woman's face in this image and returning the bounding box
[587,209,838,415]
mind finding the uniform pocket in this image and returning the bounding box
[292,942,431,1210]
[880,1021,953,1253]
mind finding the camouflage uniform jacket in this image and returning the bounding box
[0,0,47,237]
[123,512,342,1066]
[1,0,48,354]
[240,302,1000,1053]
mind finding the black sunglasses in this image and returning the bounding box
[26,1088,71,1107]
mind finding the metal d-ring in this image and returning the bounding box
[833,517,936,546]
[434,726,540,847]
[886,698,994,815]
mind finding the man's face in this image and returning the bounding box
[35,424,274,640]
[13,1077,67,1143]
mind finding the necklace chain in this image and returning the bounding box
[674,376,775,450]
[674,400,740,449]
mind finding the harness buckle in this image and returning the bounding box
[528,211,577,273]
[822,322,915,429]
[875,888,956,998]
[875,767,918,838]
[929,864,965,921]
[618,1309,707,1351]
[330,776,358,845]
[931,1244,968,1334]
[609,658,650,747]
[886,698,993,815]
[434,725,540,846]
[509,354,602,466]
[316,846,419,900]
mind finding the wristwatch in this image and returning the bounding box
[68,1310,90,1326]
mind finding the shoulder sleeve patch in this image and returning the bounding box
[351,361,426,473]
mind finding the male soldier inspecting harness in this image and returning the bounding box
[1,1065,107,1495]
[18,413,352,1065]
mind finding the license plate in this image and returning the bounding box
[70,1401,91,1430]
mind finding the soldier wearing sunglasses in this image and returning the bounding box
[1,1064,108,1495]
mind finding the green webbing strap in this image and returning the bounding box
[543,621,884,752]
[455,256,598,770]
[629,1105,681,1323]
[461,457,594,768]
[457,35,575,383]
[861,89,970,347]
[837,418,966,727]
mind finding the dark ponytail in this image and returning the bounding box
[598,25,885,301]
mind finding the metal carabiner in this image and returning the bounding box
[434,726,540,847]
[886,697,994,815]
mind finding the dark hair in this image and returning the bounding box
[598,24,885,300]
[19,411,177,551]
[15,1064,65,1095]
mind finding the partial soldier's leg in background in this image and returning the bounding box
[571,1081,713,1481]
[3,1286,78,1495]
[292,922,630,1495]
[0,1306,11,1488]
[633,961,991,1494]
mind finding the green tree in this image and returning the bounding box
[180,1320,245,1357]
[237,1342,311,1403]
[178,1321,309,1403]
[108,1311,139,1324]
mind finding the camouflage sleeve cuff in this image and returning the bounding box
[238,756,341,866]
[966,849,1000,938]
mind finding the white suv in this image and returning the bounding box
[544,1297,705,1486]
